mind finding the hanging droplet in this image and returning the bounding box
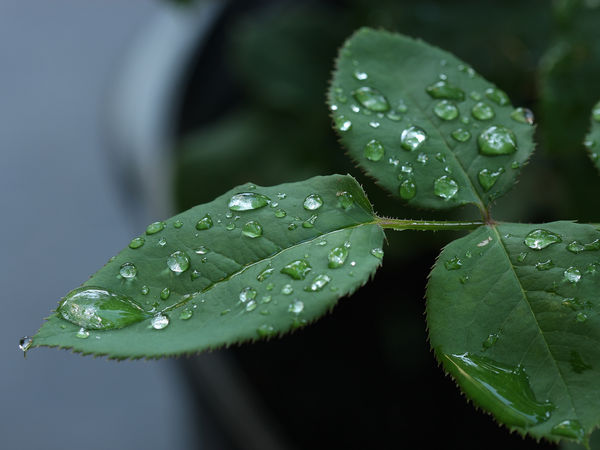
[303,194,324,211]
[19,336,33,354]
[242,220,263,238]
[146,221,165,235]
[511,107,534,124]
[352,86,390,112]
[400,126,428,151]
[564,267,582,283]
[433,100,459,120]
[328,246,349,268]
[485,87,510,106]
[434,176,459,199]
[129,237,145,249]
[478,126,517,156]
[524,229,562,250]
[426,80,465,101]
[228,192,271,211]
[399,179,417,200]
[471,102,495,120]
[444,256,462,270]
[151,314,169,330]
[370,248,384,259]
[478,167,505,191]
[196,214,213,230]
[451,128,471,142]
[305,274,331,292]
[364,139,385,161]
[281,259,312,280]
[167,251,190,273]
[239,287,257,303]
[119,262,137,279]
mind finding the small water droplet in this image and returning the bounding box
[471,102,495,120]
[179,308,193,320]
[228,192,271,211]
[368,121,380,128]
[19,336,32,355]
[245,300,257,312]
[535,260,554,271]
[566,239,600,253]
[195,246,209,255]
[482,333,499,349]
[303,194,324,211]
[337,191,354,210]
[401,126,428,151]
[281,284,293,295]
[274,208,287,218]
[352,86,390,112]
[156,237,167,248]
[196,214,213,230]
[119,262,137,279]
[146,221,165,235]
[470,91,482,101]
[242,220,263,238]
[577,312,588,322]
[417,153,428,164]
[517,252,527,262]
[288,300,304,314]
[511,107,535,124]
[239,287,257,303]
[485,87,510,106]
[257,324,275,337]
[551,420,585,442]
[257,265,274,282]
[76,327,89,339]
[478,167,505,191]
[167,250,190,273]
[226,223,236,231]
[160,287,170,300]
[426,80,465,101]
[173,219,184,229]
[221,309,231,315]
[261,295,272,304]
[353,70,368,81]
[302,214,318,228]
[451,128,471,142]
[386,110,403,121]
[281,259,312,280]
[434,100,459,120]
[141,285,149,295]
[288,223,297,231]
[478,126,517,156]
[129,237,145,249]
[305,274,331,292]
[151,314,169,330]
[444,256,462,270]
[434,175,459,199]
[364,140,385,161]
[328,246,349,268]
[524,229,562,250]
[370,248,384,259]
[399,179,417,199]
[564,267,582,283]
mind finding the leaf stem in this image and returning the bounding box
[375,217,485,231]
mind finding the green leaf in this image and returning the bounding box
[427,221,600,444]
[328,28,535,212]
[586,99,600,172]
[33,175,384,359]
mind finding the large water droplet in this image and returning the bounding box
[146,221,165,235]
[129,237,145,249]
[151,314,169,330]
[364,139,385,161]
[242,220,263,238]
[564,267,582,283]
[328,246,348,268]
[228,193,270,211]
[524,229,562,250]
[352,86,390,112]
[451,128,471,142]
[566,239,600,253]
[426,80,465,101]
[281,259,312,280]
[551,420,585,442]
[511,107,534,124]
[471,102,495,120]
[401,126,428,151]
[485,87,509,106]
[239,287,257,303]
[433,100,459,120]
[303,194,324,211]
[196,214,213,230]
[478,126,517,156]
[305,274,331,292]
[58,287,148,330]
[167,251,190,273]
[478,168,505,191]
[399,179,417,200]
[444,353,554,427]
[434,176,459,199]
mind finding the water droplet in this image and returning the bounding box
[242,220,263,238]
[179,308,193,320]
[564,267,582,283]
[196,214,213,230]
[146,221,165,235]
[167,250,190,273]
[470,91,482,101]
[281,259,312,280]
[337,191,354,210]
[274,208,287,218]
[570,350,592,373]
[471,102,495,120]
[485,87,510,106]
[141,285,149,295]
[426,80,465,101]
[593,101,600,122]
[160,287,171,300]
[368,121,380,128]
[434,100,459,120]
[477,237,493,247]
[511,161,520,169]
[434,176,459,199]
[566,239,600,253]
[399,179,417,200]
[551,420,585,442]
[401,126,428,151]
[303,194,324,211]
[510,107,534,124]
[129,237,145,249]
[302,214,318,228]
[305,274,331,292]
[535,260,554,271]
[328,246,348,268]
[524,229,562,250]
[352,86,390,112]
[261,295,272,304]
[370,248,384,259]
[288,223,297,231]
[239,287,257,303]
[58,287,148,330]
[444,256,462,270]
[76,328,89,339]
[151,314,169,330]
[353,70,368,81]
[281,284,293,295]
[444,353,554,427]
[386,110,403,121]
[257,265,274,282]
[576,312,588,322]
[477,125,518,156]
[195,246,209,255]
[451,128,471,142]
[19,336,32,355]
[173,219,184,229]
[478,167,505,191]
[228,192,270,211]
[158,237,167,247]
[245,300,257,312]
[226,223,236,231]
[482,333,499,349]
[417,153,428,164]
[288,300,304,314]
[257,324,275,337]
[118,262,137,279]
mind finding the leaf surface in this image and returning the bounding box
[328,28,535,212]
[427,221,600,444]
[33,175,384,358]
[586,99,600,172]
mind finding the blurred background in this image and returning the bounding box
[3,0,600,449]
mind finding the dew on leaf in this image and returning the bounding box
[337,191,354,210]
[328,246,349,268]
[433,100,459,120]
[352,86,390,112]
[399,179,417,200]
[281,284,293,295]
[160,287,171,300]
[564,267,582,283]
[225,223,236,231]
[524,229,562,250]
[173,219,184,229]
[281,259,312,280]
[158,237,167,247]
[239,287,257,303]
[510,107,535,124]
[368,121,380,128]
[576,312,588,322]
[417,153,428,164]
[196,214,213,230]
[261,295,272,304]
[400,126,428,151]
[195,246,209,255]
[370,248,384,259]
[535,260,554,271]
[242,220,263,238]
[288,223,297,231]
[146,221,165,235]
[485,87,509,106]
[482,333,499,349]
[303,194,324,211]
[129,237,145,249]
[353,70,368,81]
[551,420,585,442]
[302,214,318,228]
[228,192,270,211]
[257,265,274,282]
[76,328,90,339]
[434,175,459,199]
[478,126,517,155]
[119,262,137,279]
[425,80,465,101]
[444,256,462,270]
[274,208,287,218]
[478,168,504,191]
[141,285,149,295]
[257,324,276,337]
[305,274,331,292]
[451,128,471,142]
[245,300,257,312]
[471,102,495,120]
[179,308,193,320]
[167,250,190,273]
[151,314,169,330]
[566,239,600,253]
[288,300,304,314]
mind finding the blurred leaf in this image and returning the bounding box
[585,99,600,171]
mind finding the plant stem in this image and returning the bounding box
[375,217,485,231]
